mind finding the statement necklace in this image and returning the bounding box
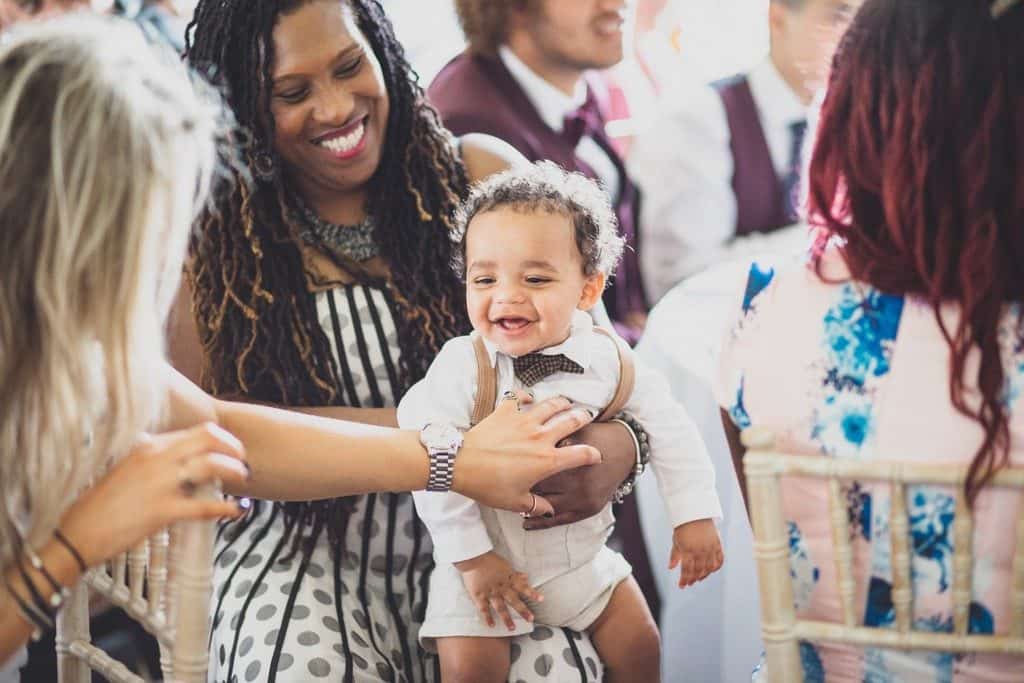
[292,193,379,263]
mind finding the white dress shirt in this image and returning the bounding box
[499,46,622,201]
[629,58,810,301]
[398,310,722,565]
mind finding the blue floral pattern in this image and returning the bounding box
[788,522,820,611]
[727,263,776,429]
[999,305,1024,407]
[810,284,904,458]
[732,266,1020,682]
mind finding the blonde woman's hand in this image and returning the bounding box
[57,423,251,569]
[453,391,601,518]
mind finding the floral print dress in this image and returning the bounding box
[715,250,1024,682]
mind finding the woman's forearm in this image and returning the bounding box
[165,366,426,499]
[296,406,398,428]
[213,399,427,500]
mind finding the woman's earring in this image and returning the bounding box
[252,150,277,182]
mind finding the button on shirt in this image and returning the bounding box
[499,46,622,202]
[397,310,722,564]
[630,59,811,300]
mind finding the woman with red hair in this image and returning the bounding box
[716,0,1024,680]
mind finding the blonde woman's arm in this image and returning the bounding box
[164,365,601,512]
[1,424,251,663]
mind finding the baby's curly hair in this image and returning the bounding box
[452,161,625,279]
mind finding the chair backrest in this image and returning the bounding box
[55,484,221,683]
[741,427,1024,683]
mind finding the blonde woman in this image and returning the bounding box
[0,15,599,671]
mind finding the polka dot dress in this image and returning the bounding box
[206,284,602,682]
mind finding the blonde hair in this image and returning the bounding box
[0,14,221,566]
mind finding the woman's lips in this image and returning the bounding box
[313,116,368,160]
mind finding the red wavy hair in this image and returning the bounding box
[807,0,1024,503]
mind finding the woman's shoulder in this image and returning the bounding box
[457,133,528,183]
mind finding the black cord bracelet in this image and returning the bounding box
[10,557,56,637]
[54,528,87,573]
[4,575,52,640]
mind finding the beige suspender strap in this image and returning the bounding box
[470,332,498,425]
[469,327,632,425]
[593,327,635,422]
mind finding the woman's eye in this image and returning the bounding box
[473,277,495,285]
[335,58,363,78]
[275,88,308,103]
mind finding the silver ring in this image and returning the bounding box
[520,493,538,518]
[501,391,521,412]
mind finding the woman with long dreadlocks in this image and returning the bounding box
[178,1,644,680]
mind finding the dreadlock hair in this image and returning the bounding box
[807,0,1024,505]
[184,0,471,555]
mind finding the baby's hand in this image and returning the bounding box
[454,550,543,631]
[669,518,724,588]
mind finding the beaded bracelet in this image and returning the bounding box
[25,545,71,607]
[609,412,650,504]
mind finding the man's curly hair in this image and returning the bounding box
[452,161,625,279]
[454,0,538,54]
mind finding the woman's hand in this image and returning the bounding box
[58,423,251,569]
[453,391,601,517]
[522,420,635,531]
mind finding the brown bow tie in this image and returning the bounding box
[512,353,584,387]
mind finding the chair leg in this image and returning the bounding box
[55,581,91,683]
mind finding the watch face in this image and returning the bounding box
[421,423,464,451]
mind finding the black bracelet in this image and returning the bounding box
[4,575,51,640]
[25,545,70,605]
[10,556,57,637]
[610,412,650,504]
[54,528,87,573]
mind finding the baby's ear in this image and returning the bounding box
[577,272,606,311]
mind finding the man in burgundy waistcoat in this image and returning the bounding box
[428,0,662,619]
[429,0,647,345]
[630,0,853,302]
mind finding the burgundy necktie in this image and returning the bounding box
[513,353,584,387]
[562,91,604,149]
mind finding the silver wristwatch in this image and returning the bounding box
[420,423,464,492]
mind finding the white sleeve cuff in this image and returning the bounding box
[430,524,494,565]
[664,489,724,529]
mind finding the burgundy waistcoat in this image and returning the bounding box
[714,75,791,237]
[428,51,647,343]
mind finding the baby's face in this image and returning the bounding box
[464,207,604,358]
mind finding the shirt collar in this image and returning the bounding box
[748,58,808,132]
[499,45,588,133]
[479,309,596,369]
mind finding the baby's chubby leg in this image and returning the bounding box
[588,576,661,683]
[437,636,512,683]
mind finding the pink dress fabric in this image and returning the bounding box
[714,249,1024,682]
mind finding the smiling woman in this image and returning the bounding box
[268,4,389,208]
[179,1,635,681]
